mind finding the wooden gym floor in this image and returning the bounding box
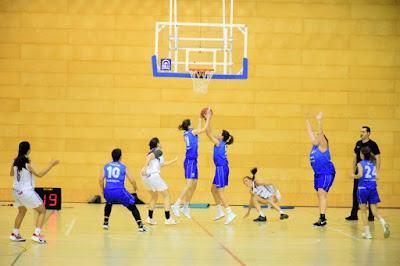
[0,204,399,266]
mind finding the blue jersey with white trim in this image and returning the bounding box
[184,129,198,160]
[358,160,377,188]
[103,161,126,189]
[213,140,228,166]
[309,145,335,175]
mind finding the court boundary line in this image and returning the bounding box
[11,210,55,266]
[65,217,76,237]
[192,218,247,266]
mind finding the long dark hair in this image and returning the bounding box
[178,119,191,131]
[222,130,234,145]
[243,167,258,182]
[149,137,160,150]
[13,141,30,172]
[361,146,376,164]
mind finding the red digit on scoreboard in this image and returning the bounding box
[49,193,57,206]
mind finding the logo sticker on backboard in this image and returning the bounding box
[160,58,172,71]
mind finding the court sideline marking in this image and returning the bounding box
[11,211,55,266]
[65,217,76,237]
[192,217,247,266]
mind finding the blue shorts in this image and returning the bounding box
[184,158,198,179]
[314,174,335,192]
[213,165,229,188]
[357,187,380,205]
[104,188,135,207]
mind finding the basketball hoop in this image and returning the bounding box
[189,68,214,94]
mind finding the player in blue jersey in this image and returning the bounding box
[306,112,335,227]
[99,148,147,232]
[205,110,236,225]
[171,113,211,219]
[350,146,390,239]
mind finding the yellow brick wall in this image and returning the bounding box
[0,0,399,207]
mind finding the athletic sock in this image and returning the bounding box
[217,204,223,212]
[13,228,19,235]
[165,211,170,219]
[364,225,371,234]
[226,207,232,214]
[104,216,109,224]
[379,217,386,230]
[34,228,41,235]
[175,198,181,206]
[279,210,284,214]
[320,214,326,221]
[148,210,154,219]
[259,210,266,217]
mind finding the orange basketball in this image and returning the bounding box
[200,107,212,118]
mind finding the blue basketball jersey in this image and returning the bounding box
[358,160,377,188]
[213,140,228,166]
[103,161,127,189]
[184,129,198,159]
[309,145,336,175]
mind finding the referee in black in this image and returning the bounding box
[346,126,380,221]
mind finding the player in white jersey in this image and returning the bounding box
[9,141,59,244]
[242,168,289,222]
[141,137,178,225]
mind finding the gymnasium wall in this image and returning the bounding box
[0,0,399,207]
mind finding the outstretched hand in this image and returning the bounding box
[50,159,60,167]
[316,112,323,121]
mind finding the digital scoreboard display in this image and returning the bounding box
[34,187,62,210]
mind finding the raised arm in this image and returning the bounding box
[306,117,318,146]
[126,167,138,192]
[316,112,328,148]
[28,160,59,177]
[205,111,220,146]
[192,111,211,135]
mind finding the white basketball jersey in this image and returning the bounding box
[146,155,164,176]
[13,164,34,191]
[252,182,275,199]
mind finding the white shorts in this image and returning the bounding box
[13,189,43,209]
[141,174,168,192]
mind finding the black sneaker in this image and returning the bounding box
[345,216,358,221]
[313,219,327,227]
[253,215,267,222]
[280,213,289,220]
[368,216,375,222]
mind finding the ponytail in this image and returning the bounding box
[250,167,257,180]
[13,141,30,172]
[222,130,234,145]
[178,119,191,131]
[361,146,376,164]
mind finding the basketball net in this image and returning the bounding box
[189,68,214,94]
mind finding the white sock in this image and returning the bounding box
[13,228,19,235]
[226,207,233,214]
[174,198,181,206]
[364,225,371,234]
[184,203,189,209]
[259,210,265,217]
[379,217,386,230]
[34,228,41,235]
[217,204,223,212]
[279,210,284,214]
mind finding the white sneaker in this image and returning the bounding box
[383,223,390,238]
[180,207,192,219]
[10,233,26,242]
[31,233,47,244]
[224,212,237,225]
[138,226,148,232]
[214,211,225,221]
[362,232,372,239]
[165,218,178,225]
[146,217,157,225]
[171,204,180,217]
